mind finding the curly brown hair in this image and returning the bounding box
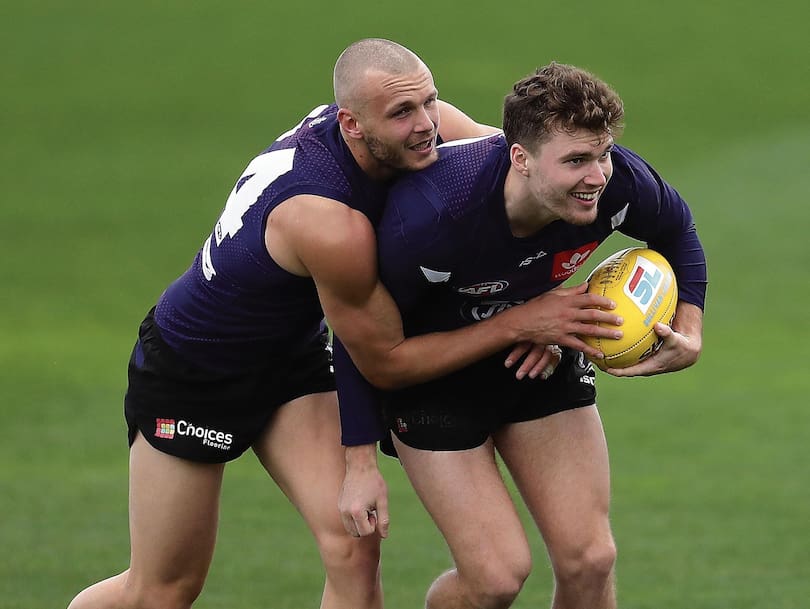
[503,62,624,151]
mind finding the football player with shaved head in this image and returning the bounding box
[68,40,623,609]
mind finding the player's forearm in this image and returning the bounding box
[672,300,703,355]
[354,311,522,390]
[346,284,624,389]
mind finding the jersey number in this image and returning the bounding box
[201,105,330,281]
[201,148,295,280]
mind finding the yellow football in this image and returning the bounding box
[582,248,678,370]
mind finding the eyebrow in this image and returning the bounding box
[387,89,438,114]
[562,140,614,160]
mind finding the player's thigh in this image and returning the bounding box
[494,405,611,552]
[128,431,225,587]
[252,391,346,532]
[392,435,530,571]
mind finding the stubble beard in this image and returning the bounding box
[365,133,409,172]
[365,133,437,173]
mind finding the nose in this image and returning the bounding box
[584,160,608,186]
[414,106,436,133]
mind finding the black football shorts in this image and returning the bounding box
[382,346,596,453]
[124,309,335,463]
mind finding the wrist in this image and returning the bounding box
[494,305,525,343]
[344,443,379,471]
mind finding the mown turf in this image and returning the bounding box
[2,1,808,607]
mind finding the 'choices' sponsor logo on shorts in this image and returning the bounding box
[153,418,233,451]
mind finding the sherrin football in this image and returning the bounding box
[582,248,678,370]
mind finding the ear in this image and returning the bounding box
[337,108,364,140]
[510,144,531,176]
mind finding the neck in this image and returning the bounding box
[503,168,554,238]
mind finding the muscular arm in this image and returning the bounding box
[271,193,620,537]
[268,194,622,391]
[437,100,501,140]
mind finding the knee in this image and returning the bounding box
[126,572,206,609]
[316,531,382,607]
[68,570,205,609]
[553,535,617,589]
[460,553,531,609]
[130,583,203,609]
[466,576,526,609]
[316,528,381,575]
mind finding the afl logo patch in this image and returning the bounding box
[457,280,509,296]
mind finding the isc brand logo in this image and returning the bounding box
[623,255,667,315]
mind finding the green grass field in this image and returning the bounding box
[2,1,809,607]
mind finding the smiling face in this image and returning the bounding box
[351,64,440,176]
[333,39,444,179]
[521,127,614,226]
[501,63,624,232]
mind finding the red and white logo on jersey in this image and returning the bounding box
[155,418,176,439]
[551,242,598,280]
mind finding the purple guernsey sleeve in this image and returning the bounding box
[643,183,707,310]
[333,178,450,446]
[614,146,708,309]
[650,223,707,310]
[333,336,386,446]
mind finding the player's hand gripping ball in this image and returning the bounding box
[582,248,678,370]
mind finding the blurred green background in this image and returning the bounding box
[2,1,809,607]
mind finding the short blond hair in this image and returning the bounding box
[333,38,423,109]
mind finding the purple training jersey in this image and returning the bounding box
[377,134,706,336]
[336,133,707,445]
[153,105,388,373]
